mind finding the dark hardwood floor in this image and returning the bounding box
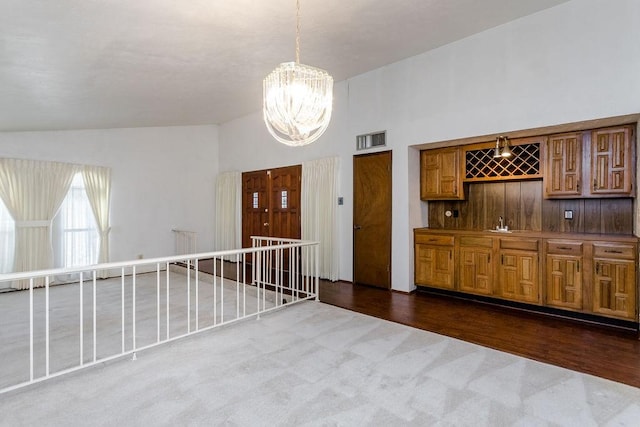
[319,281,640,389]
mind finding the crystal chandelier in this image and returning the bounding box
[263,0,334,146]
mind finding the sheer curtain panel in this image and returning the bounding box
[0,158,78,289]
[82,165,112,278]
[0,198,15,275]
[214,171,241,262]
[302,157,339,281]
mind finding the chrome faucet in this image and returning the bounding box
[497,216,508,231]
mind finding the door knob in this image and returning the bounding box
[263,222,269,226]
[354,225,362,230]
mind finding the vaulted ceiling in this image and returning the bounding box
[0,0,570,132]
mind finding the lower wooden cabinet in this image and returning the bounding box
[498,250,540,304]
[592,243,637,320]
[459,236,494,295]
[545,240,584,310]
[414,233,454,289]
[414,230,639,323]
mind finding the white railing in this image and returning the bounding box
[0,237,319,394]
[171,229,197,255]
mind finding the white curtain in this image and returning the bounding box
[0,158,78,289]
[82,165,112,278]
[302,156,339,281]
[214,171,241,262]
[0,198,15,275]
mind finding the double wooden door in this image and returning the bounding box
[242,165,301,249]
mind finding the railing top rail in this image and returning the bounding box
[0,240,319,282]
[171,229,197,234]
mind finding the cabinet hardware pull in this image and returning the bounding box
[577,261,580,272]
[596,262,600,274]
[604,250,623,254]
[428,238,437,241]
[558,246,572,250]
[576,181,580,192]
[593,179,597,190]
[488,254,491,263]
[501,254,504,265]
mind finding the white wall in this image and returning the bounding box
[219,0,640,292]
[0,125,219,266]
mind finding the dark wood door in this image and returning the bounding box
[269,165,301,240]
[242,164,301,252]
[242,170,270,249]
[353,151,392,288]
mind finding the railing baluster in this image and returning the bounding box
[220,260,224,323]
[242,253,246,317]
[132,266,136,351]
[121,267,125,353]
[29,278,34,382]
[213,256,217,326]
[166,262,170,340]
[80,272,84,366]
[45,276,50,377]
[156,263,160,343]
[92,271,97,362]
[195,259,199,331]
[187,259,191,333]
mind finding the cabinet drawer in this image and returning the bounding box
[460,236,493,248]
[500,238,539,251]
[415,234,454,246]
[593,243,636,260]
[546,240,583,255]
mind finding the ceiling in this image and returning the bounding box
[0,0,570,132]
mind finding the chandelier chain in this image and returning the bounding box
[295,0,301,64]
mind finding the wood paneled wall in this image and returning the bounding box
[428,180,633,235]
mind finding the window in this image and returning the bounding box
[0,199,15,275]
[53,173,99,269]
[281,190,288,209]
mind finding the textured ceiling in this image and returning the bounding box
[0,0,570,132]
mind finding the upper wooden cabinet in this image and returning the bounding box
[544,132,583,198]
[544,125,635,199]
[591,126,634,196]
[420,147,464,200]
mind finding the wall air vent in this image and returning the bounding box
[356,131,386,150]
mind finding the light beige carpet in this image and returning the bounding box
[1,295,639,426]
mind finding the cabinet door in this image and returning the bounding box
[459,246,492,295]
[420,148,463,200]
[546,255,582,309]
[414,244,454,289]
[591,126,633,196]
[545,133,582,198]
[593,258,636,319]
[499,250,540,303]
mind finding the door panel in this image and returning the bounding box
[353,151,392,288]
[242,170,270,249]
[270,165,301,240]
